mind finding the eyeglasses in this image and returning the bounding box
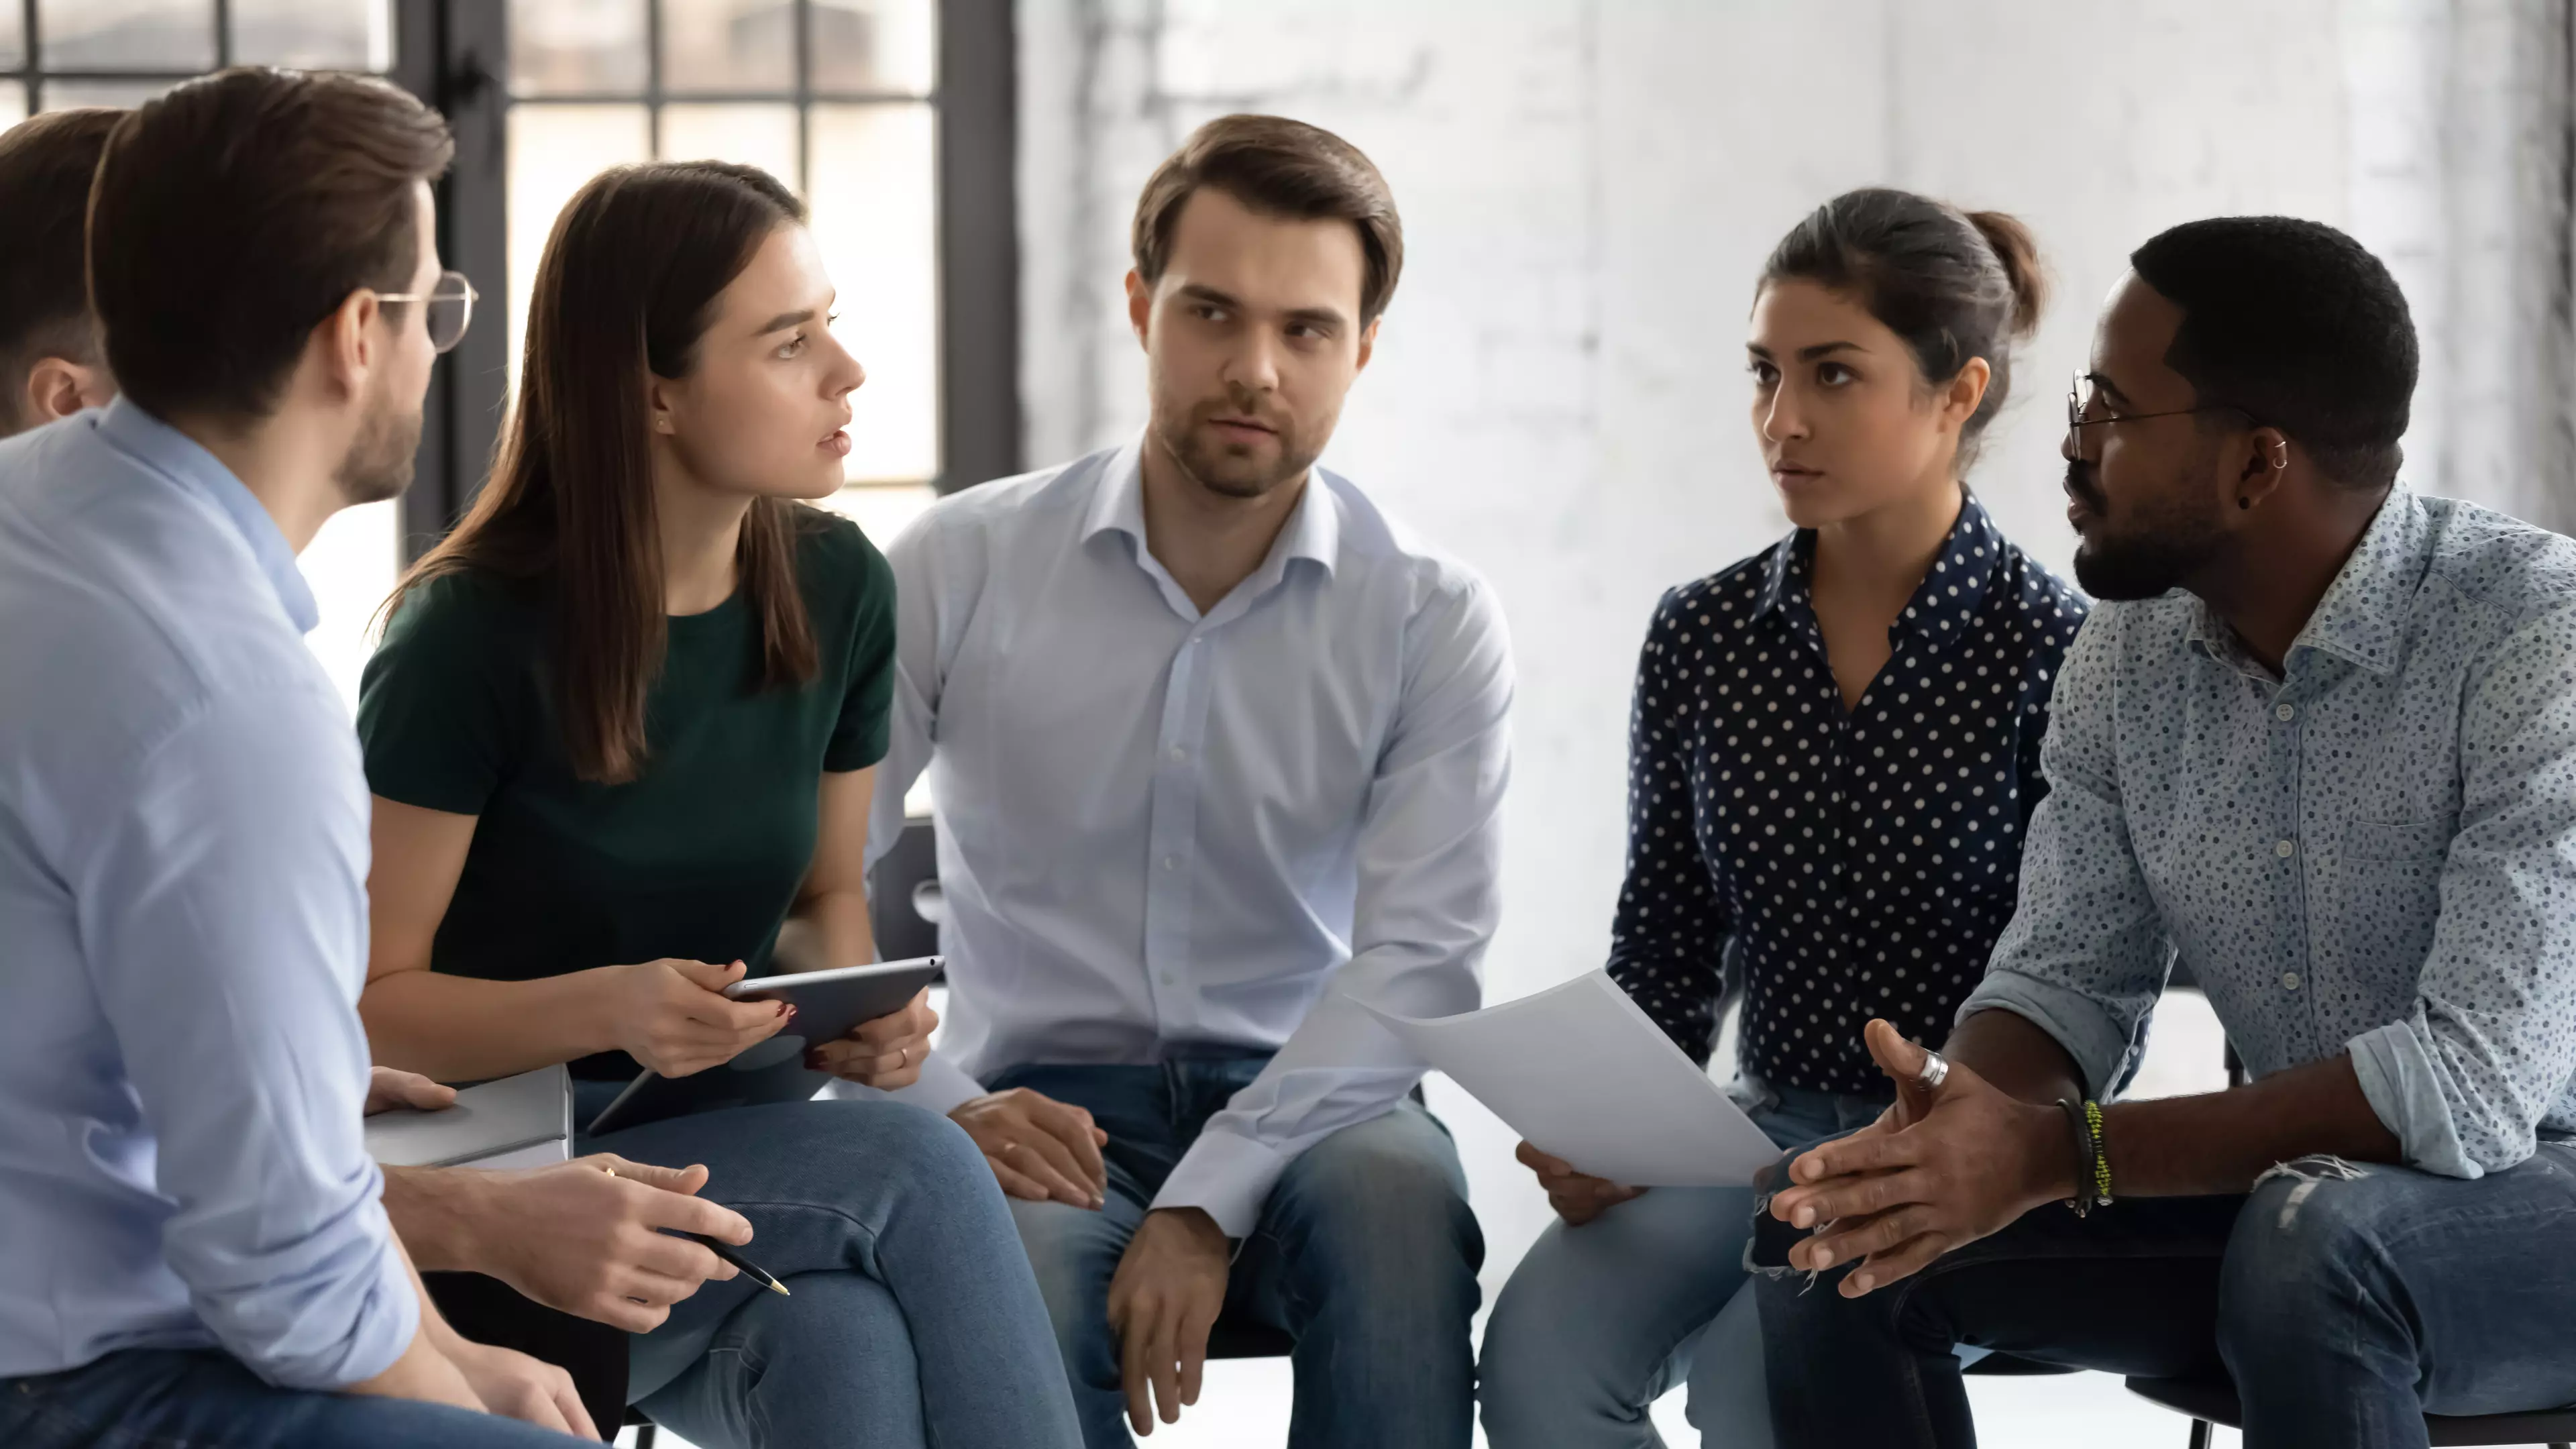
[2068,370,2252,441]
[377,270,479,354]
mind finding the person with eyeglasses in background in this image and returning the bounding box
[1752,217,2576,1448]
[0,70,603,1446]
[1477,188,2087,1449]
[0,107,769,1438]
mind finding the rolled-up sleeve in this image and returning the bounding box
[2349,608,2576,1176]
[1960,613,2174,1098]
[1154,573,1513,1236]
[72,680,415,1390]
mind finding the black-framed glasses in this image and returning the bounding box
[378,271,479,354]
[2068,370,2252,439]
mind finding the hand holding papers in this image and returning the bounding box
[1360,971,1779,1187]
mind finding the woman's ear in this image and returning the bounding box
[1943,356,1993,430]
[643,375,678,437]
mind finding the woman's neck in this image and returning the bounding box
[1810,474,1965,618]
[653,462,755,616]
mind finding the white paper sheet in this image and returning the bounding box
[1362,971,1781,1187]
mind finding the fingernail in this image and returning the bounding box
[1794,1205,1814,1228]
[1854,1272,1874,1292]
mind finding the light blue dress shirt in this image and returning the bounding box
[867,440,1513,1236]
[0,401,414,1387]
[1967,488,2576,1176]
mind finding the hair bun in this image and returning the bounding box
[1965,209,2048,341]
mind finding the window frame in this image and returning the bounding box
[387,0,1016,566]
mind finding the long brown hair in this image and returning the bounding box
[390,161,819,783]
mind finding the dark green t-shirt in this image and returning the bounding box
[357,509,896,1079]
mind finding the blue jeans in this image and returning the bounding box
[1754,1138,2576,1448]
[574,1083,1081,1449]
[0,1346,580,1447]
[1481,1080,1947,1448]
[991,1055,1485,1449]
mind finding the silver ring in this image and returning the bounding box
[1917,1050,1949,1092]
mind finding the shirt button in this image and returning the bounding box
[1169,745,1189,763]
[2275,839,2296,858]
[2275,704,2296,722]
[1160,971,1178,985]
[1161,856,1179,871]
[2282,972,2301,990]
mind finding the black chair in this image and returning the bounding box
[2128,1372,2576,1449]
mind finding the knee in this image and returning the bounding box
[1277,1115,1481,1280]
[822,1097,988,1191]
[2218,1159,2398,1346]
[1010,1199,1122,1373]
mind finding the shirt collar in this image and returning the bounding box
[2186,487,2428,678]
[1751,491,2007,649]
[1082,433,1342,580]
[96,396,320,635]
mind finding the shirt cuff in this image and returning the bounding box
[245,1212,419,1391]
[1956,971,2133,1101]
[1150,1127,1290,1242]
[2348,1022,2482,1179]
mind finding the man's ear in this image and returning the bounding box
[2236,426,2292,512]
[315,287,384,403]
[1126,270,1153,350]
[22,356,113,425]
[1354,315,1381,375]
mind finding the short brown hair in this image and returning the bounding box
[90,68,453,423]
[1132,114,1403,323]
[0,108,123,425]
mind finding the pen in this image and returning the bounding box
[598,1164,790,1296]
[684,1234,790,1297]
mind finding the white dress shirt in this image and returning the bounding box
[866,439,1513,1236]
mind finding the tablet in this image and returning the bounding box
[583,957,945,1136]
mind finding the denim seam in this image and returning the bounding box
[12,1389,193,1449]
[702,1344,773,1446]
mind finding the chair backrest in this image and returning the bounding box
[870,816,943,964]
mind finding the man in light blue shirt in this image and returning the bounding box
[867,115,1511,1448]
[0,71,588,1447]
[1754,217,2576,1446]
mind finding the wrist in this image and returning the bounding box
[380,1165,492,1275]
[567,965,631,1059]
[2019,1099,2083,1209]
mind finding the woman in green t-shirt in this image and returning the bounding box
[354,162,1079,1449]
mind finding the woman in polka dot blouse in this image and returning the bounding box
[1480,189,2090,1448]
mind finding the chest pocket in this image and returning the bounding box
[2334,813,2454,969]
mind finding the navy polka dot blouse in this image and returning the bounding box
[1606,494,2089,1095]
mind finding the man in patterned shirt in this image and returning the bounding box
[1751,217,2576,1447]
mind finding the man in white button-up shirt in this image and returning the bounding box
[867,115,1512,1448]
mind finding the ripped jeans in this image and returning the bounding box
[1752,1139,2576,1448]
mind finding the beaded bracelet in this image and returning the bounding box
[2084,1099,2113,1205]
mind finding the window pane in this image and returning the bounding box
[658,103,799,189]
[0,85,25,130]
[39,0,215,70]
[510,0,645,96]
[300,499,396,716]
[808,102,936,482]
[0,3,22,68]
[810,0,934,97]
[231,0,393,70]
[43,80,178,111]
[663,0,794,95]
[507,103,651,386]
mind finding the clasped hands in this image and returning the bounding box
[1763,1018,2078,1297]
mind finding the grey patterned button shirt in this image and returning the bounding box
[1964,488,2576,1176]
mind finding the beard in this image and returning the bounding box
[2067,457,2228,602]
[335,391,424,506]
[1157,398,1322,502]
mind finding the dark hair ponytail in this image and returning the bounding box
[1761,187,2048,467]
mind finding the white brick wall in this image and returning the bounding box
[1010,0,2534,1311]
